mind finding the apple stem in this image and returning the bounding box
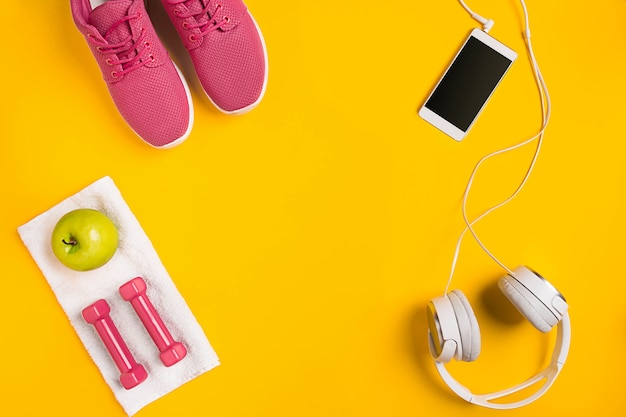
[62,239,77,246]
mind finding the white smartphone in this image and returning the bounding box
[418,28,517,141]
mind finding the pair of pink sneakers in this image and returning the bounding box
[70,0,268,148]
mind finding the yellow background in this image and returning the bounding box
[1,1,625,416]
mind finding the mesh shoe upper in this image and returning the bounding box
[161,0,268,114]
[71,0,193,148]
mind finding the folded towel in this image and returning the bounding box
[17,176,219,416]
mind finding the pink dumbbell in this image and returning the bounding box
[119,277,187,367]
[82,299,148,389]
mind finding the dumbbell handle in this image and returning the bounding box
[120,277,187,366]
[82,299,147,389]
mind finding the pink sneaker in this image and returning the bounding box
[71,0,194,148]
[160,0,268,114]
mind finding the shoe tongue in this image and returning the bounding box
[89,0,135,43]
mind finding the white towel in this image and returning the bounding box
[17,176,220,416]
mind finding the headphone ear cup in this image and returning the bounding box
[498,276,556,333]
[448,290,481,362]
[427,296,461,362]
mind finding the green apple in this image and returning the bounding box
[51,208,119,271]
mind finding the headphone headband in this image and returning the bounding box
[429,312,570,409]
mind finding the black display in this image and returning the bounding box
[424,36,513,132]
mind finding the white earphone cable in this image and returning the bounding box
[444,0,550,294]
[457,0,495,32]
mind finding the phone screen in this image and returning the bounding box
[419,30,516,140]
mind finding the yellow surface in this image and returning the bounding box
[1,1,626,416]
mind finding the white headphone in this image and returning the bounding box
[425,2,570,408]
[427,266,571,409]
